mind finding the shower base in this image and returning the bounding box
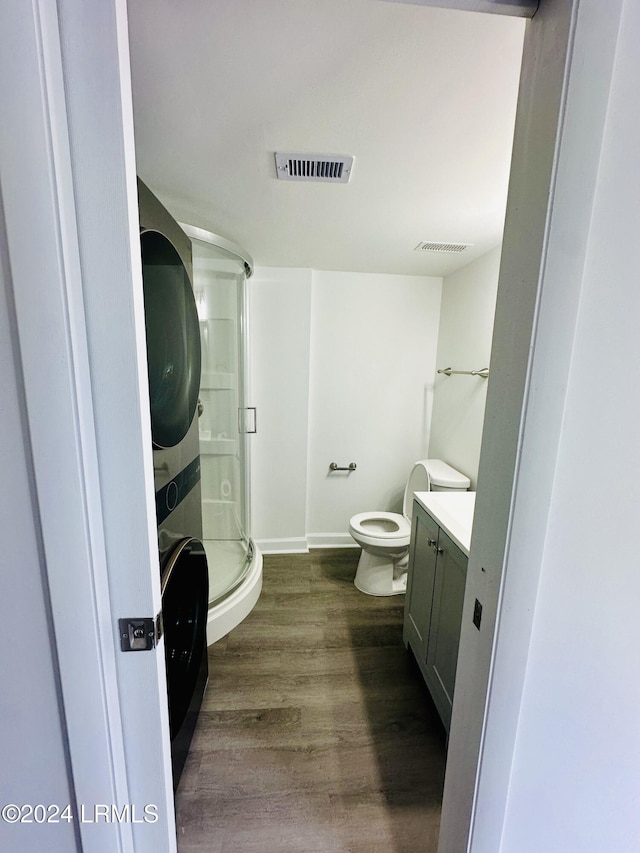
[204,539,262,646]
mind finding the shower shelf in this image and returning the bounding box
[201,372,236,390]
[199,438,238,456]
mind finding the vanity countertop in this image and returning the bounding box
[413,491,476,556]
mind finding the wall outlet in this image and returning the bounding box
[473,599,483,630]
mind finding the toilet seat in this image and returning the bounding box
[349,511,411,549]
[348,460,469,597]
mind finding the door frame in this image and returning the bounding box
[0,1,176,851]
[382,0,538,17]
[434,0,626,850]
[1,0,626,851]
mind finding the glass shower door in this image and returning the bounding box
[188,232,253,605]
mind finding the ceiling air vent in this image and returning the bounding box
[275,152,354,183]
[414,241,472,253]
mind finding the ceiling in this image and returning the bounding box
[127,0,525,277]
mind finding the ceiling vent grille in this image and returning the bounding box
[275,152,354,183]
[414,241,472,254]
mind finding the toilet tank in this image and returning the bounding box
[425,459,471,492]
[402,459,470,517]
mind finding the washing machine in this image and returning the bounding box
[138,178,209,789]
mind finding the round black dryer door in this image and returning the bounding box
[141,230,201,448]
[161,537,209,741]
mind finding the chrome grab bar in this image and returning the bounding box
[437,366,489,378]
[329,462,357,472]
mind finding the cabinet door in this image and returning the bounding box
[403,503,439,666]
[425,530,468,732]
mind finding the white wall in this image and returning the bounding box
[306,270,441,544]
[250,267,313,551]
[428,247,500,487]
[250,267,441,551]
[499,2,640,848]
[0,220,77,853]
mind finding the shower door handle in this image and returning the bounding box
[238,407,257,434]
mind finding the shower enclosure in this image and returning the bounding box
[181,224,262,645]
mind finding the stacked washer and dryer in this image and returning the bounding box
[138,179,209,789]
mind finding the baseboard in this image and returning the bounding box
[255,534,360,553]
[306,533,359,549]
[255,537,309,554]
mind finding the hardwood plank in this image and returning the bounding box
[327,790,442,853]
[208,645,405,676]
[301,697,445,748]
[176,550,445,851]
[178,791,338,852]
[200,669,428,712]
[189,706,303,751]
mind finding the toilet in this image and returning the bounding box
[349,459,470,596]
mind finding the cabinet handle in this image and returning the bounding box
[433,545,444,555]
[427,538,437,547]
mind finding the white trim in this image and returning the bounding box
[255,534,362,553]
[0,2,131,850]
[307,534,360,550]
[54,0,177,848]
[437,1,627,851]
[255,537,310,554]
[468,3,626,850]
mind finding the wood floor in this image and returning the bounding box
[175,549,447,853]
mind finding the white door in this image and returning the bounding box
[0,1,176,851]
[3,1,624,852]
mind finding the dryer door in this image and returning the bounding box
[161,537,209,745]
[141,229,201,448]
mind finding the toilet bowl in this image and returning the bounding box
[349,459,470,596]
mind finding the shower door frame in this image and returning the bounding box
[181,223,255,602]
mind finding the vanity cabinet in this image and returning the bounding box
[403,499,468,733]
